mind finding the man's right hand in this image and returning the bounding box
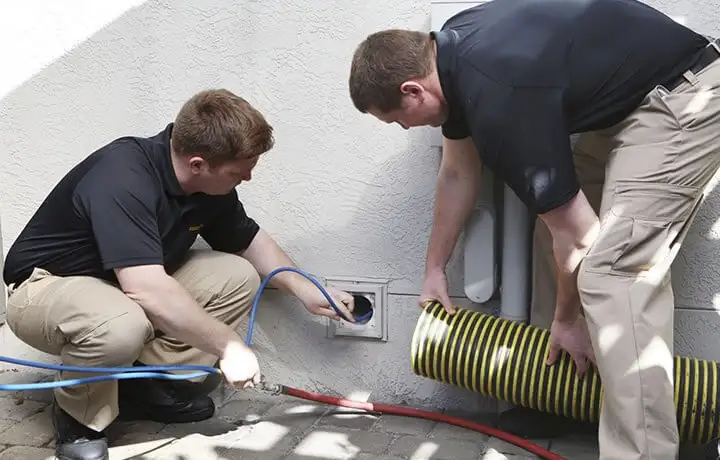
[219,341,262,389]
[419,268,456,315]
[546,315,596,376]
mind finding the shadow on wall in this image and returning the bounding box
[0,0,488,410]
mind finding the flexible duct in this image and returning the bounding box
[410,301,720,445]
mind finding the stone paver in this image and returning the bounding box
[0,395,47,422]
[487,436,551,456]
[389,434,485,459]
[290,429,395,458]
[428,419,491,443]
[316,407,380,431]
[0,407,54,447]
[354,455,405,460]
[218,396,279,424]
[480,450,537,460]
[548,433,598,459]
[221,420,301,459]
[0,445,55,459]
[372,414,436,436]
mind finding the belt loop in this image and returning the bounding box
[682,70,698,86]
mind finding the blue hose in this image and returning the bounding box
[0,266,365,391]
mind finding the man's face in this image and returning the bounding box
[368,81,447,130]
[188,155,260,195]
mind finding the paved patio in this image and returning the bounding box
[0,368,592,460]
[0,371,711,459]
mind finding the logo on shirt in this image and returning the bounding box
[188,224,204,232]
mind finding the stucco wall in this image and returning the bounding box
[2,0,720,412]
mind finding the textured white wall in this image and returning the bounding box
[1,0,720,412]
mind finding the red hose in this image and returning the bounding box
[280,385,566,460]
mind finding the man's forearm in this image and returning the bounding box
[426,168,478,272]
[241,228,312,298]
[540,190,600,322]
[426,137,482,273]
[122,272,245,358]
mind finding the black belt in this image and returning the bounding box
[666,37,720,91]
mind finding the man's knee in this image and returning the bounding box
[70,308,154,366]
[210,253,261,303]
[226,256,260,295]
[177,250,261,310]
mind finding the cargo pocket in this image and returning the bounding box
[581,211,633,276]
[606,181,700,277]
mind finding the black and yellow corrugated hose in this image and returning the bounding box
[410,300,720,445]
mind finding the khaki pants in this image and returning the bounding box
[530,58,720,459]
[5,249,260,432]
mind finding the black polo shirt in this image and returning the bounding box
[434,0,709,214]
[3,123,260,286]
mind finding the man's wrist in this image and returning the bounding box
[554,302,581,323]
[259,268,301,295]
[282,272,315,300]
[425,259,447,277]
[553,259,582,323]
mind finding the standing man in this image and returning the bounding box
[348,0,720,458]
[3,88,355,460]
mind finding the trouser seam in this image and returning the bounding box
[625,288,652,457]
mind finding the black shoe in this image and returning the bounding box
[52,399,109,460]
[117,367,215,423]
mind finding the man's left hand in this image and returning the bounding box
[299,285,355,322]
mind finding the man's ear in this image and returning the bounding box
[188,155,208,174]
[400,81,424,96]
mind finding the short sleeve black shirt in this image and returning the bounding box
[434,0,708,214]
[3,124,260,286]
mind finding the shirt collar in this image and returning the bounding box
[430,29,460,109]
[149,123,185,197]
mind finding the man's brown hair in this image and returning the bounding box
[349,29,435,114]
[172,89,274,166]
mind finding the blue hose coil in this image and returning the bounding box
[0,267,366,391]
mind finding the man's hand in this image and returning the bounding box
[546,314,596,376]
[297,285,355,321]
[419,268,455,314]
[219,341,262,389]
